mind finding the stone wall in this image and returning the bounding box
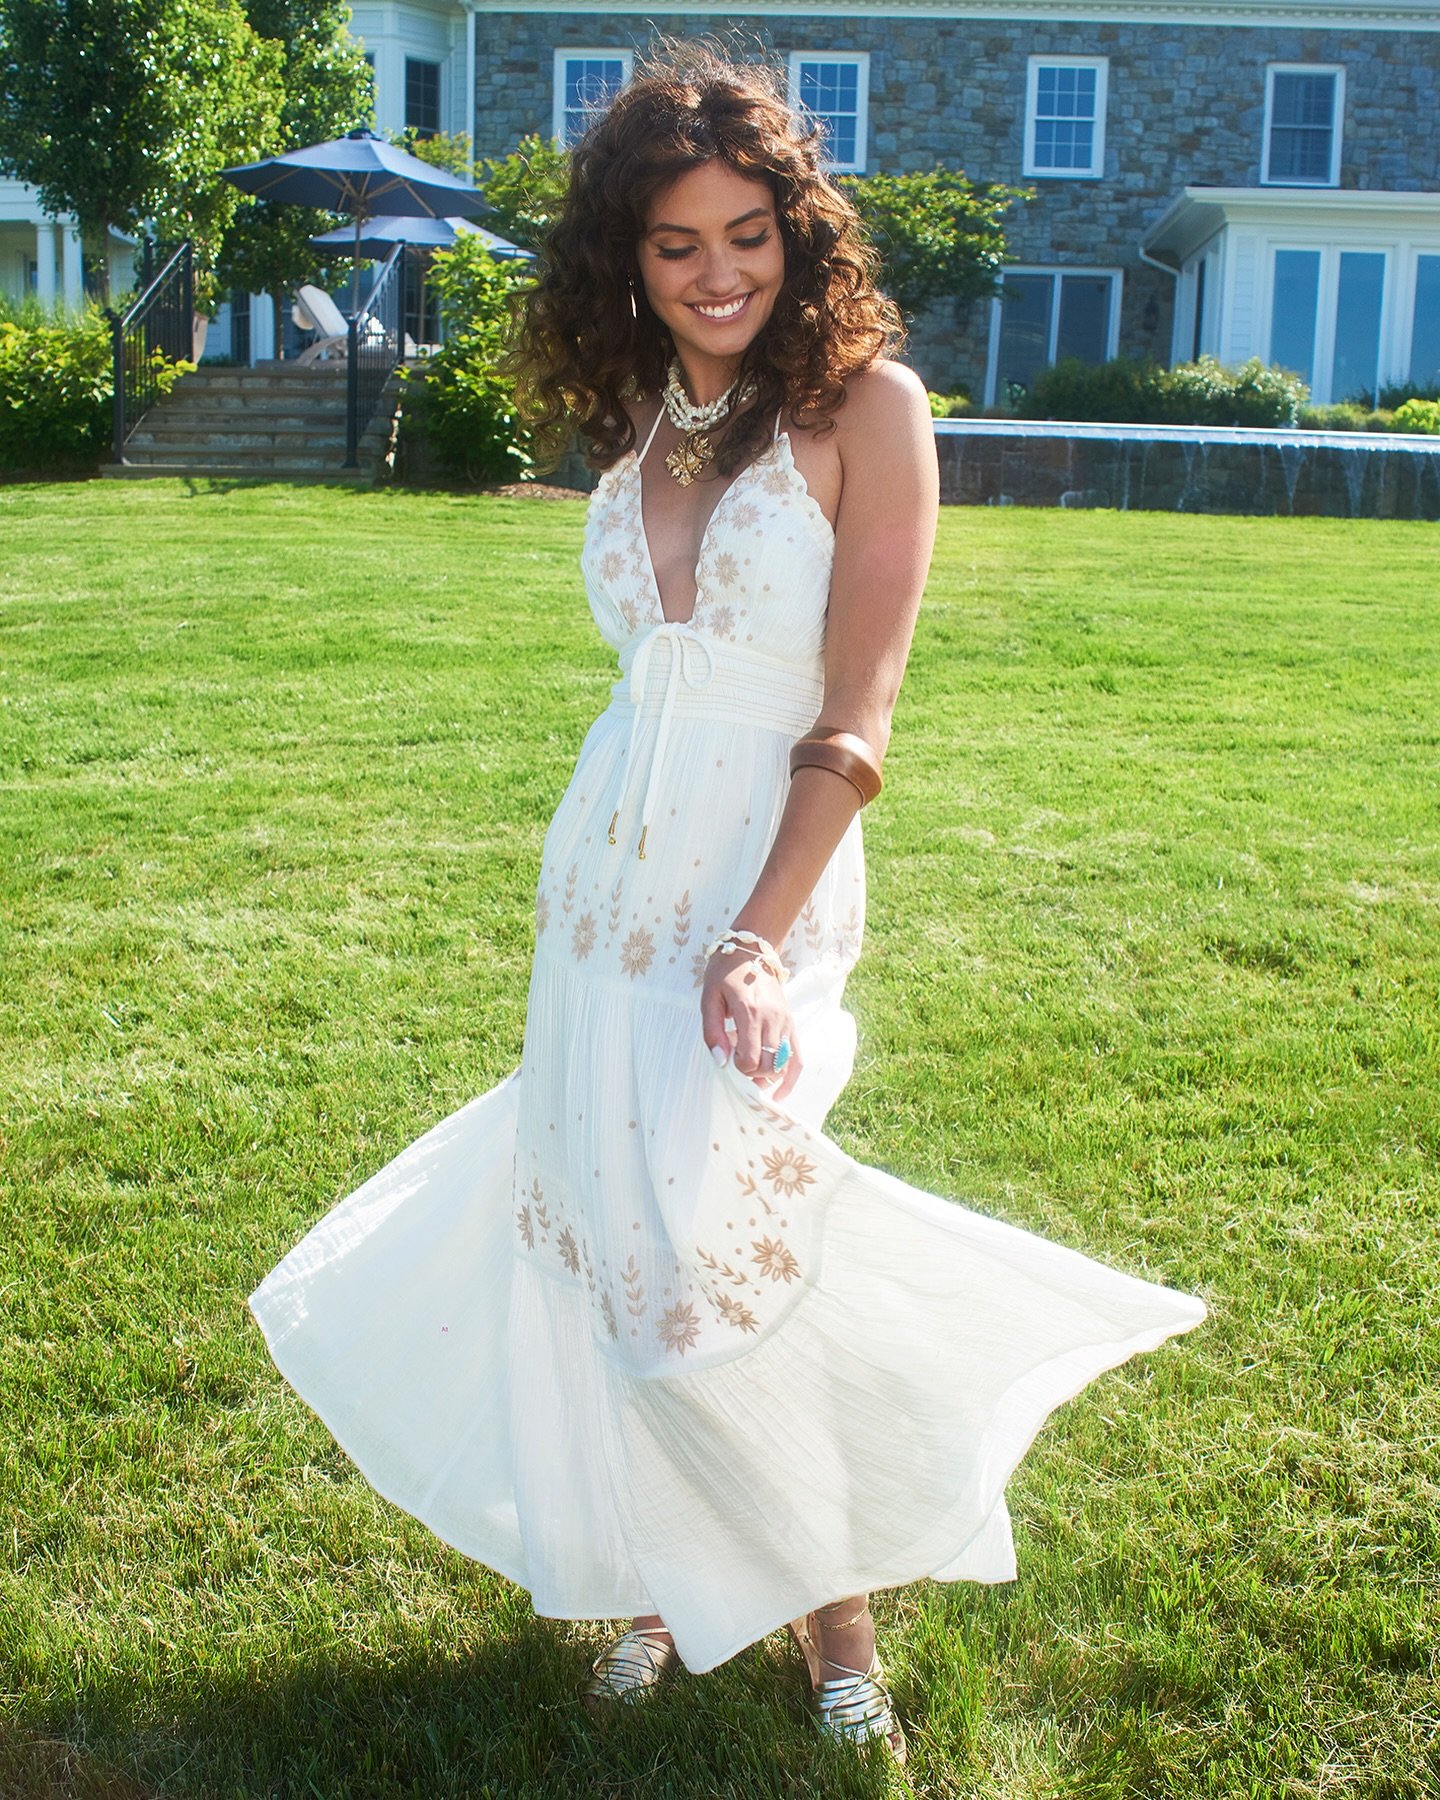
[472,11,1440,395]
[935,422,1440,517]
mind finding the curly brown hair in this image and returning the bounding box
[507,41,903,475]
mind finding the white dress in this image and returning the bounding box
[249,409,1206,1675]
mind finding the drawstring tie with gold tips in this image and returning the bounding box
[608,622,717,860]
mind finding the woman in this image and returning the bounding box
[249,46,1206,1768]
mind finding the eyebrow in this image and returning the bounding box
[647,206,772,237]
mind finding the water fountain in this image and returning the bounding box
[934,419,1440,520]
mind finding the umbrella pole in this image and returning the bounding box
[352,212,362,315]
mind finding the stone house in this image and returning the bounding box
[4,0,1437,407]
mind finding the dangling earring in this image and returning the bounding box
[628,280,638,321]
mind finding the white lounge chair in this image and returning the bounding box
[293,284,351,364]
[293,284,417,364]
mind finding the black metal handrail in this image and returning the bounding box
[345,242,406,469]
[105,240,193,464]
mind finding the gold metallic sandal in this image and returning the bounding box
[582,1623,681,1708]
[787,1603,908,1765]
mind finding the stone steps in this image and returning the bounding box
[104,362,402,483]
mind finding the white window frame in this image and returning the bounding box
[984,265,1124,408]
[551,48,634,147]
[1023,55,1108,180]
[1262,64,1345,188]
[1260,238,1393,404]
[787,51,870,174]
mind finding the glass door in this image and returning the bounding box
[1269,246,1388,406]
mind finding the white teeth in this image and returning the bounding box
[692,295,749,319]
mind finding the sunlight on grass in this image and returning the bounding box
[1,481,1436,1799]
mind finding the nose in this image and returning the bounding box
[695,241,740,295]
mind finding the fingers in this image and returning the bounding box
[700,981,731,1065]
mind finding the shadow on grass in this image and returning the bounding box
[9,1619,907,1800]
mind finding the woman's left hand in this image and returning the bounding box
[700,952,803,1100]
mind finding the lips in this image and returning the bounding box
[688,291,754,321]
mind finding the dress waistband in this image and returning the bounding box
[605,623,824,860]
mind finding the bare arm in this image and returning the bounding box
[701,361,939,1094]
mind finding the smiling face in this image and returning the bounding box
[637,159,786,401]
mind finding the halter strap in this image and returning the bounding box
[773,407,783,441]
[636,406,665,466]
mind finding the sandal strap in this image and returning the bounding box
[584,1626,679,1698]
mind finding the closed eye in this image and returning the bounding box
[654,230,773,262]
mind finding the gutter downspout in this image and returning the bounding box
[462,0,478,179]
[1138,245,1181,363]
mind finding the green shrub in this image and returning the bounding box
[927,389,972,418]
[0,311,111,471]
[0,305,191,474]
[407,237,534,483]
[1020,354,1309,428]
[1377,378,1440,410]
[1297,403,1397,432]
[1390,397,1440,435]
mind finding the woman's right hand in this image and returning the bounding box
[700,951,803,1101]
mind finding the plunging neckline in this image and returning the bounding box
[628,432,833,629]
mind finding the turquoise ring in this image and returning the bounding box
[772,1039,792,1071]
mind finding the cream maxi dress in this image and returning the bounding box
[249,408,1206,1674]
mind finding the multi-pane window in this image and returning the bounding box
[404,57,440,138]
[552,51,632,146]
[787,53,869,173]
[987,268,1120,405]
[1263,66,1344,186]
[1024,57,1108,178]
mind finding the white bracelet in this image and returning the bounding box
[702,928,789,983]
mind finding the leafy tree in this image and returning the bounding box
[0,0,284,298]
[837,166,1030,320]
[387,128,472,180]
[217,0,372,346]
[476,134,570,251]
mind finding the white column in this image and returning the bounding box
[251,293,276,362]
[34,222,58,309]
[61,224,84,310]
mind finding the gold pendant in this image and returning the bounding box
[665,431,713,487]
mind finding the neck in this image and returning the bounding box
[671,351,742,408]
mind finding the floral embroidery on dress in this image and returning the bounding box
[708,605,737,641]
[672,890,692,951]
[620,927,656,978]
[657,1299,702,1355]
[752,1236,801,1283]
[762,1146,818,1198]
[557,1226,581,1274]
[515,1204,535,1249]
[572,911,597,961]
[599,1288,620,1340]
[713,1292,760,1333]
[710,550,740,589]
[623,1254,646,1318]
[535,891,550,936]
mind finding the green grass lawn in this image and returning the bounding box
[1,480,1436,1800]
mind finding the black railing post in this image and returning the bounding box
[107,307,126,465]
[345,313,361,467]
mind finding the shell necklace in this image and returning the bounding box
[661,357,756,486]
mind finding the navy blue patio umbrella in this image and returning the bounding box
[308,216,531,261]
[221,128,491,313]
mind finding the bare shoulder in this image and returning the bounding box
[833,361,933,470]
